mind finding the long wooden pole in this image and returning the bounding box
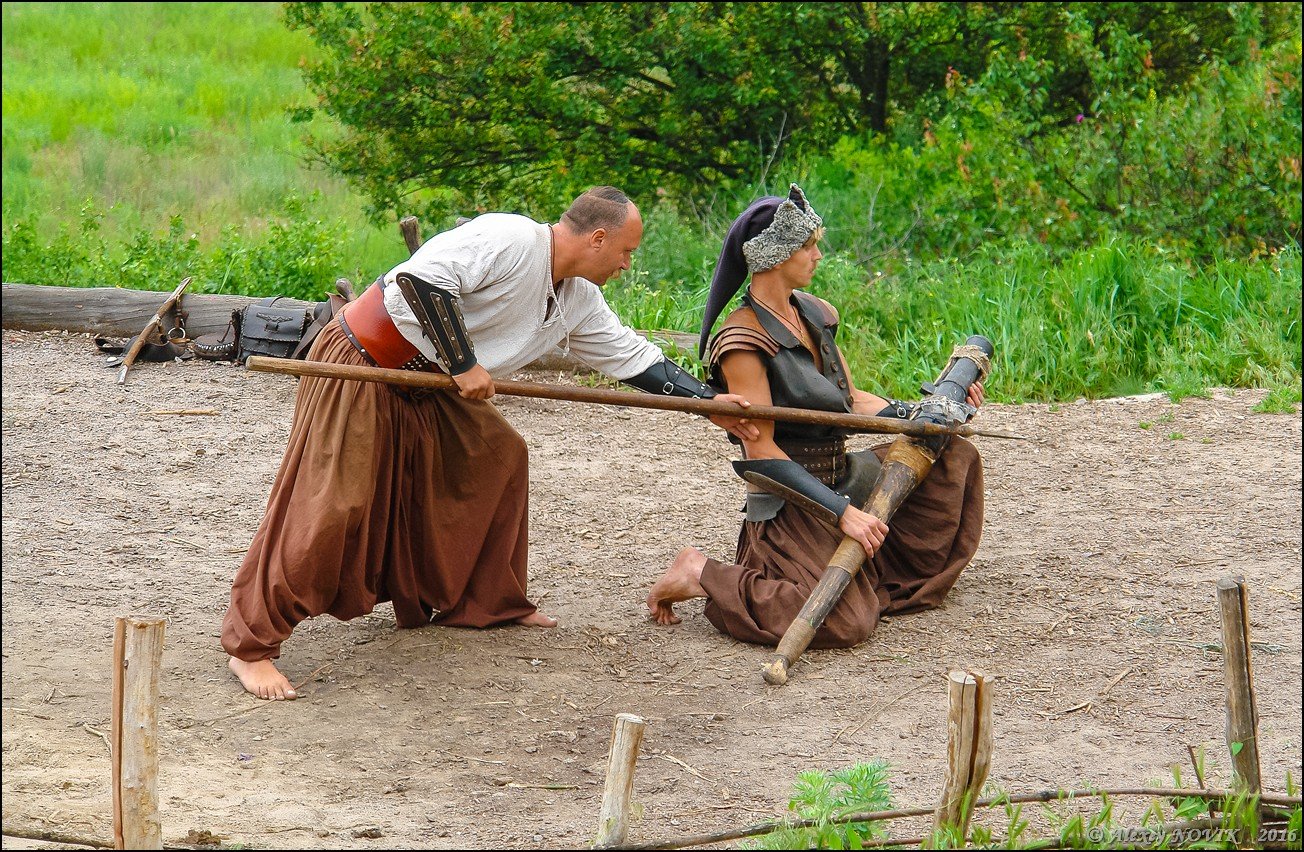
[594,713,647,848]
[1217,576,1261,794]
[111,616,166,850]
[244,356,1023,440]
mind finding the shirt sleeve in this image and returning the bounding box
[388,220,529,294]
[561,281,665,380]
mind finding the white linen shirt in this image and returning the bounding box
[382,213,664,379]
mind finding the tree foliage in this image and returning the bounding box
[284,1,1299,244]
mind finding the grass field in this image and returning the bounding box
[2,1,403,279]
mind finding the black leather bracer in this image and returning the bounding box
[732,458,851,526]
[875,397,919,420]
[393,271,478,375]
[623,358,717,399]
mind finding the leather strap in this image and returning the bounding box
[335,282,422,369]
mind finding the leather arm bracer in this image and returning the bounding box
[623,358,717,399]
[875,397,919,420]
[732,458,851,526]
[394,272,478,375]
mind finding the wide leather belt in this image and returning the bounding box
[777,437,847,486]
[338,281,438,372]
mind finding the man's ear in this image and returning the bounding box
[589,228,607,249]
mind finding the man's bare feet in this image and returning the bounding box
[646,546,708,625]
[228,656,297,700]
[515,611,558,628]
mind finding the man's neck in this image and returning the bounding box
[549,223,579,286]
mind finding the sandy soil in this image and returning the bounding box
[2,328,1300,849]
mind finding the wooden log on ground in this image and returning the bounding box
[112,616,166,850]
[1,282,697,374]
[1217,576,1262,794]
[928,669,993,845]
[594,713,646,848]
[2,282,315,339]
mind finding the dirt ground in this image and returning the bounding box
[2,328,1301,850]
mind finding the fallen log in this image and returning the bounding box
[2,282,311,339]
[1,282,697,373]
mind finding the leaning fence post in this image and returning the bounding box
[593,713,646,848]
[928,669,993,846]
[111,616,166,850]
[399,216,423,256]
[1216,576,1261,794]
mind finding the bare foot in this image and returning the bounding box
[228,656,297,700]
[646,547,708,625]
[515,611,558,628]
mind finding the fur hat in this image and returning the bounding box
[698,184,822,357]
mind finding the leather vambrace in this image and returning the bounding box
[875,398,918,420]
[393,272,478,375]
[623,358,717,399]
[732,458,851,527]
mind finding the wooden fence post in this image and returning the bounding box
[593,713,646,848]
[928,669,993,846]
[399,216,423,256]
[111,616,166,850]
[1216,576,1261,794]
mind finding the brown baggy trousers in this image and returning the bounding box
[699,437,984,649]
[221,319,537,662]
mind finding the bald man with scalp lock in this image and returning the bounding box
[223,186,759,701]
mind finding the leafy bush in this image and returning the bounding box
[1,193,349,300]
[746,761,893,850]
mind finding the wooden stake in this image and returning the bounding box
[399,216,423,255]
[111,616,166,850]
[594,713,646,848]
[116,277,191,385]
[1217,576,1261,794]
[929,669,993,845]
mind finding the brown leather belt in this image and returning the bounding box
[777,437,847,486]
[337,281,438,372]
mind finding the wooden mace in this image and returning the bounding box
[243,356,1023,441]
[762,337,993,685]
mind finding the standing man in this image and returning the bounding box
[223,186,756,700]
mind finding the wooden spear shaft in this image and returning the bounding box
[243,356,1024,440]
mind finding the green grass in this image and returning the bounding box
[1253,383,1304,414]
[610,234,1303,405]
[1,1,402,282]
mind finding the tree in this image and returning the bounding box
[283,2,1297,227]
[284,3,859,224]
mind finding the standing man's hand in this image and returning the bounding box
[453,364,495,399]
[709,393,760,442]
[966,379,985,413]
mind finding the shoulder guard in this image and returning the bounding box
[623,358,717,399]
